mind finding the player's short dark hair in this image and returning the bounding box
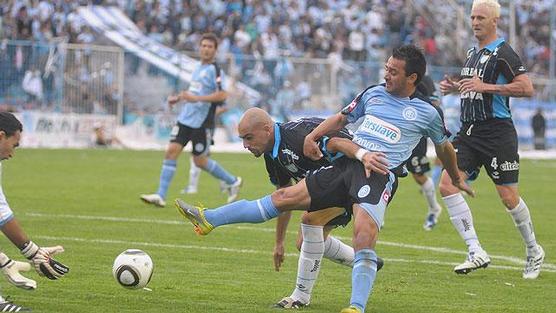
[392,45,426,86]
[200,33,219,49]
[0,112,23,137]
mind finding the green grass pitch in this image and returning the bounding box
[1,149,554,312]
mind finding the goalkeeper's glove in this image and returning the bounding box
[0,252,37,290]
[20,241,69,280]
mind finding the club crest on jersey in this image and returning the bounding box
[480,54,490,64]
[358,185,370,198]
[402,107,417,121]
[359,116,401,143]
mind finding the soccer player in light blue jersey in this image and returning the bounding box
[176,45,472,313]
[140,33,241,207]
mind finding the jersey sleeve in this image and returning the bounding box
[264,154,291,188]
[341,92,367,123]
[0,188,14,227]
[496,45,527,81]
[424,109,449,145]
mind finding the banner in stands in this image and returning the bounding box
[77,5,260,104]
[15,112,117,148]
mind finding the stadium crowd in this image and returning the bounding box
[0,0,554,71]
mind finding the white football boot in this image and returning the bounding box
[523,244,545,279]
[454,249,491,274]
[140,194,166,207]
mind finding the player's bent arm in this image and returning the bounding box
[188,90,228,103]
[434,141,474,197]
[483,74,534,97]
[325,137,360,157]
[326,137,389,175]
[434,141,460,184]
[304,113,348,159]
[273,183,293,271]
[307,113,348,141]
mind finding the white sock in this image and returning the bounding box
[422,177,442,216]
[443,193,482,253]
[323,236,354,267]
[188,158,201,189]
[507,198,540,256]
[290,224,324,305]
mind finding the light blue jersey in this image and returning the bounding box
[342,85,448,169]
[441,93,462,140]
[177,63,226,128]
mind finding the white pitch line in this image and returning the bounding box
[34,234,556,274]
[25,212,555,270]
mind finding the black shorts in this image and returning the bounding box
[169,122,211,156]
[405,137,430,174]
[453,119,519,185]
[305,158,398,228]
[325,211,351,228]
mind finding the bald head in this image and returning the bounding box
[238,108,275,157]
[239,108,274,130]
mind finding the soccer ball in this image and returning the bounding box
[112,249,154,289]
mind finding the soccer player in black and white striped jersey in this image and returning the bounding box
[438,0,544,279]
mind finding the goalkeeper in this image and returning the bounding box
[0,112,69,311]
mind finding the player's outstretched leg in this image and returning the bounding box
[175,195,279,235]
[176,200,214,235]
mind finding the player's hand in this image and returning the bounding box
[439,75,461,94]
[303,136,323,160]
[167,94,180,106]
[452,178,475,198]
[273,243,285,272]
[361,151,389,176]
[459,75,485,94]
[20,241,69,280]
[0,252,37,290]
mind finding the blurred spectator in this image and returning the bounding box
[93,122,125,148]
[21,69,42,103]
[532,108,547,150]
[272,80,294,122]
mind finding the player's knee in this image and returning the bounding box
[352,229,376,250]
[193,156,208,168]
[301,212,322,225]
[439,177,457,197]
[271,188,299,209]
[500,193,519,209]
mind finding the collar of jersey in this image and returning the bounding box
[271,123,281,159]
[482,37,505,52]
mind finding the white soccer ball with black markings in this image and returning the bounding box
[112,249,154,289]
